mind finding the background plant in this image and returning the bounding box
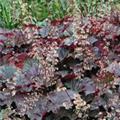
[0,0,119,29]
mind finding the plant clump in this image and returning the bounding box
[0,10,120,120]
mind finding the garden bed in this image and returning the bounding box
[0,4,120,120]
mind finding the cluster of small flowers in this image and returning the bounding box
[23,24,39,41]
[62,101,73,110]
[30,38,59,85]
[71,14,98,79]
[73,93,90,118]
[45,42,59,65]
[73,46,94,79]
[47,25,62,39]
[73,64,85,79]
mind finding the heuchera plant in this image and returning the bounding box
[0,10,120,120]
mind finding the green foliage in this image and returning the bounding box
[0,0,119,28]
[0,0,24,29]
